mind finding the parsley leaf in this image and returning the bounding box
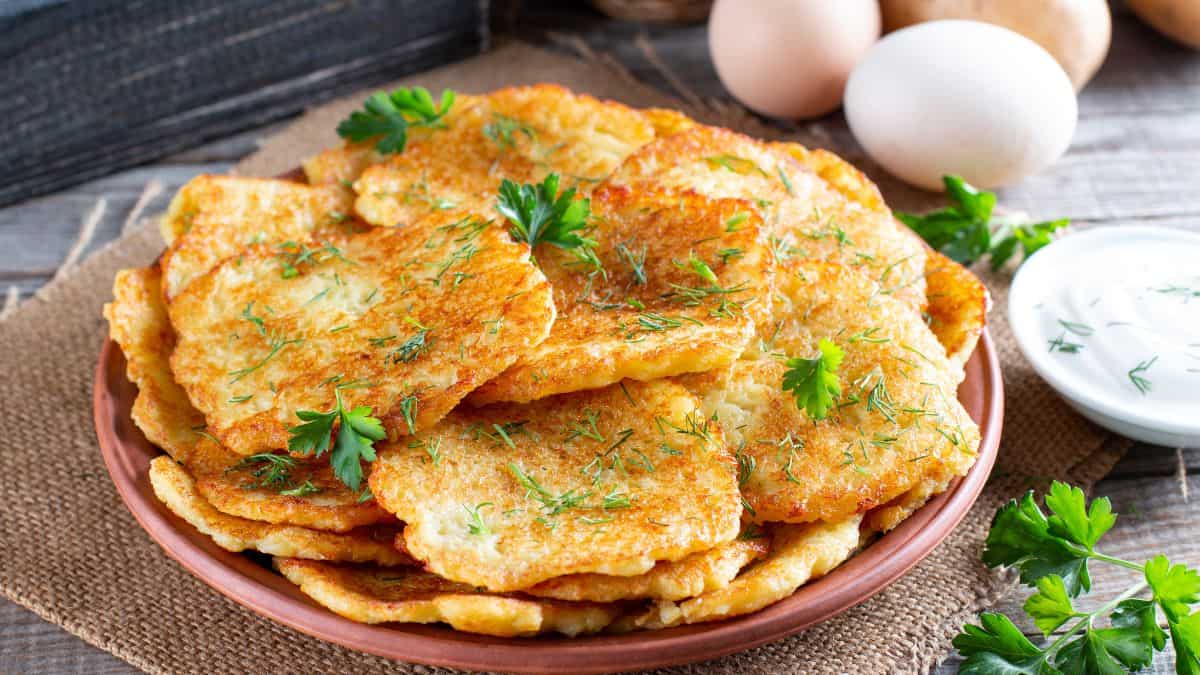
[1025,575,1077,636]
[287,390,384,491]
[897,176,995,265]
[991,219,1071,270]
[960,481,1200,675]
[496,173,595,254]
[336,87,455,155]
[1146,555,1200,621]
[1055,601,1160,674]
[1044,481,1116,552]
[781,338,843,421]
[982,487,1095,596]
[1170,612,1200,675]
[896,175,1068,268]
[954,613,1060,675]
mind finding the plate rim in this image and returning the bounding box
[94,326,1001,673]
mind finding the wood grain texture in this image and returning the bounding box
[3,3,1198,673]
[0,0,488,206]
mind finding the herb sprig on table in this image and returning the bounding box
[337,86,456,155]
[896,175,1069,270]
[955,480,1200,674]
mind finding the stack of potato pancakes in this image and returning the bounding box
[105,84,987,638]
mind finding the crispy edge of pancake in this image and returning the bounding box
[615,515,862,630]
[105,266,395,531]
[641,107,698,137]
[148,456,410,565]
[274,558,623,637]
[525,537,769,603]
[160,175,356,300]
[105,267,225,471]
[469,185,773,405]
[371,379,743,592]
[774,144,889,214]
[167,216,556,453]
[861,475,956,536]
[923,250,989,371]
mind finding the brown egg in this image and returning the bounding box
[708,0,880,120]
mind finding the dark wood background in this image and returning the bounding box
[1,2,1197,672]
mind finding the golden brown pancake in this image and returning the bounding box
[274,557,622,637]
[370,379,742,592]
[168,213,555,455]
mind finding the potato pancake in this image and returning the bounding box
[106,267,393,531]
[526,537,767,603]
[160,176,356,299]
[168,213,555,455]
[149,457,409,565]
[923,250,989,370]
[470,185,774,405]
[302,94,485,186]
[369,379,742,592]
[686,261,979,524]
[618,516,861,630]
[274,558,622,637]
[352,84,655,228]
[606,126,927,310]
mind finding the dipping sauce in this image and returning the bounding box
[1009,226,1200,445]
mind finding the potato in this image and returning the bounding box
[1127,0,1200,49]
[880,0,1111,90]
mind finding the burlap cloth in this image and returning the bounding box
[0,43,1128,674]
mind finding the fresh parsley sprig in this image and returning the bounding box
[496,173,593,249]
[955,480,1200,674]
[896,175,1069,270]
[337,86,455,155]
[781,338,844,421]
[287,387,385,491]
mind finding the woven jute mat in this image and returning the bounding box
[0,43,1127,674]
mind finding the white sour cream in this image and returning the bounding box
[1009,226,1200,447]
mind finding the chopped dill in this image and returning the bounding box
[1128,356,1157,395]
[464,502,492,536]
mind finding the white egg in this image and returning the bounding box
[844,20,1077,191]
[709,0,880,120]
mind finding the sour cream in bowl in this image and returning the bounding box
[1008,226,1200,447]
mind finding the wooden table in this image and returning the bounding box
[2,4,1197,673]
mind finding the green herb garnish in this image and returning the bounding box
[956,481,1200,674]
[896,175,1068,269]
[496,174,597,264]
[507,462,593,517]
[227,453,298,491]
[464,502,492,536]
[336,87,455,154]
[1128,357,1157,396]
[782,338,843,421]
[287,388,385,491]
[483,113,535,152]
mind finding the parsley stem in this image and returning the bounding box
[1088,551,1145,573]
[1041,580,1148,659]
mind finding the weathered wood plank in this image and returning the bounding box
[0,602,134,675]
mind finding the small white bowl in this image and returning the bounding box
[1009,226,1200,448]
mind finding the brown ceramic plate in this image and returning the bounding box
[95,322,1001,672]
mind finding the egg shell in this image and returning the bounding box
[708,0,880,120]
[845,20,1077,191]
